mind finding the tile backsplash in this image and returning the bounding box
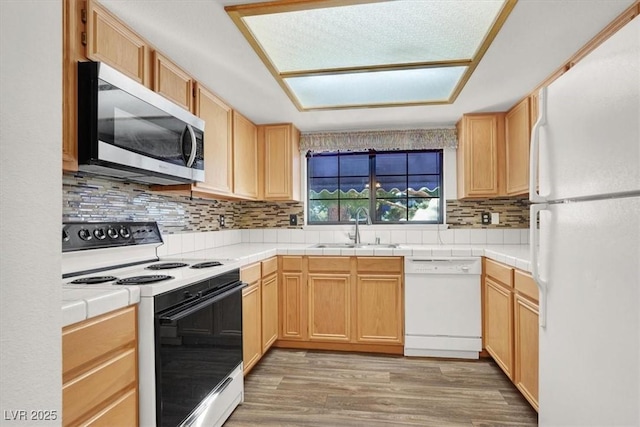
[63,173,529,233]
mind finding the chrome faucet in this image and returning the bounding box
[350,207,371,244]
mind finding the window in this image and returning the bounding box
[307,150,443,224]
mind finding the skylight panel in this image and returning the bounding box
[226,0,516,110]
[284,67,467,109]
[243,1,506,72]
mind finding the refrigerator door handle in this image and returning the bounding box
[529,87,547,203]
[530,203,549,328]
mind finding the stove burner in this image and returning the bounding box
[70,276,118,285]
[146,262,189,270]
[116,275,174,285]
[191,261,223,269]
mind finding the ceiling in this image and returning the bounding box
[99,0,635,132]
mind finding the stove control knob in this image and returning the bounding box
[107,228,118,239]
[78,228,92,241]
[119,227,131,239]
[93,228,106,240]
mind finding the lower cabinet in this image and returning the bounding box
[62,305,138,426]
[241,257,279,375]
[355,274,403,344]
[484,275,514,377]
[308,273,351,342]
[483,258,539,411]
[241,276,262,375]
[513,271,540,411]
[279,256,306,340]
[261,258,279,351]
[277,256,404,353]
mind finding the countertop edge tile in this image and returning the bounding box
[63,242,531,323]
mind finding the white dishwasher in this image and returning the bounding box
[404,257,482,359]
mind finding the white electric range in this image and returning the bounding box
[62,221,244,427]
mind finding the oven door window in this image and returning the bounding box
[156,289,242,427]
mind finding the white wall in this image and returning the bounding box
[0,1,62,422]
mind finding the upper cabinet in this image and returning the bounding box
[191,84,234,197]
[84,0,151,86]
[456,113,505,199]
[505,98,531,196]
[232,111,259,200]
[152,51,194,111]
[258,124,301,201]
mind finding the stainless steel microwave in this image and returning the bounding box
[77,61,205,185]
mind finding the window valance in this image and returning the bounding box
[299,128,457,153]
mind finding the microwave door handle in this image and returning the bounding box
[183,124,197,168]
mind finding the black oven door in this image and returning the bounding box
[155,282,243,427]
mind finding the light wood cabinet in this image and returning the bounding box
[258,124,301,201]
[456,113,505,198]
[355,257,403,344]
[513,270,539,411]
[84,0,150,86]
[483,259,539,412]
[505,98,531,196]
[63,0,85,171]
[276,256,403,353]
[484,276,514,378]
[279,256,307,340]
[308,273,351,342]
[62,305,138,427]
[355,274,403,344]
[192,84,234,197]
[232,111,259,199]
[242,283,261,375]
[152,51,194,111]
[261,257,279,352]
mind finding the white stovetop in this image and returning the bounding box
[61,242,531,327]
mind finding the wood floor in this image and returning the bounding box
[225,349,538,426]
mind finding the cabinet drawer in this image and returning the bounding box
[63,349,136,426]
[280,256,302,272]
[262,257,278,277]
[356,257,402,274]
[308,256,350,273]
[83,388,137,427]
[241,263,261,284]
[485,259,513,287]
[515,270,538,302]
[62,306,136,378]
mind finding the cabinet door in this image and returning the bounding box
[484,277,514,378]
[63,0,86,171]
[279,271,306,340]
[85,0,149,85]
[355,274,403,344]
[457,114,504,198]
[193,84,233,196]
[261,272,278,352]
[232,111,258,199]
[308,274,351,342]
[242,283,261,375]
[152,51,194,111]
[514,294,539,411]
[505,98,531,195]
[261,124,301,201]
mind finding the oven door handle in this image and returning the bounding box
[158,282,246,323]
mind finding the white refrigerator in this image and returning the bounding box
[529,16,639,426]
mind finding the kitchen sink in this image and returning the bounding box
[312,243,399,249]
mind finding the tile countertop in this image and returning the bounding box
[62,243,531,327]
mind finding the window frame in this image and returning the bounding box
[306,149,444,225]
